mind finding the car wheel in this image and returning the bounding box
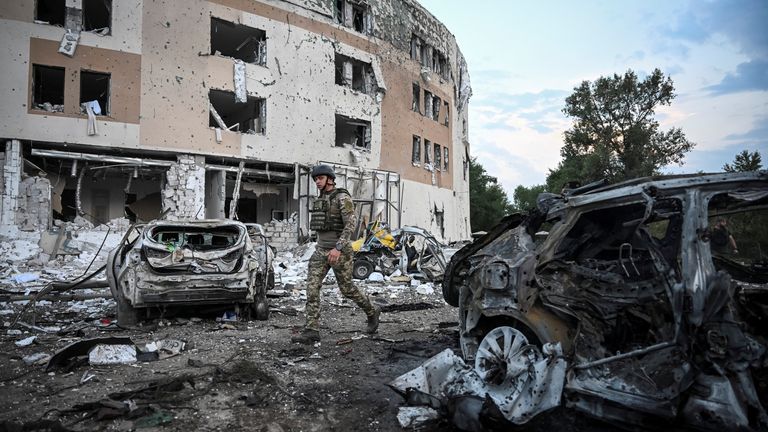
[353,260,375,279]
[475,326,536,387]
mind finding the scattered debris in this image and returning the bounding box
[89,344,137,365]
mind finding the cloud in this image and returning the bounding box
[724,118,768,147]
[706,60,768,95]
[659,0,768,59]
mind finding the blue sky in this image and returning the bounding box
[418,0,768,193]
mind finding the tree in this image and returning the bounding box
[547,69,695,190]
[469,157,513,232]
[723,150,762,172]
[511,184,546,212]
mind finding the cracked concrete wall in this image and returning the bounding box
[162,155,207,220]
[1,140,22,230]
[17,176,52,231]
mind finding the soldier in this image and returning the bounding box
[292,164,381,344]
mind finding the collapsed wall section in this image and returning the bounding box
[162,155,206,220]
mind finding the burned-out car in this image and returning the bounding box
[353,225,447,281]
[433,172,768,430]
[107,219,274,326]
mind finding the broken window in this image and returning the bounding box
[412,83,421,113]
[334,53,375,94]
[434,206,445,238]
[410,35,422,62]
[80,70,110,116]
[421,45,432,69]
[443,147,449,171]
[424,140,431,166]
[432,50,448,79]
[82,0,111,33]
[209,89,266,134]
[443,101,449,126]
[335,114,371,150]
[424,90,433,118]
[336,0,371,34]
[32,64,65,112]
[434,144,441,170]
[412,135,421,164]
[707,192,768,267]
[432,95,441,121]
[35,0,65,26]
[210,17,267,66]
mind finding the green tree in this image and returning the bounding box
[511,184,546,212]
[723,150,762,172]
[469,157,512,232]
[547,69,694,190]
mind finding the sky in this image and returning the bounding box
[418,0,768,195]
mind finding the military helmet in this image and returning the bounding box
[311,164,336,180]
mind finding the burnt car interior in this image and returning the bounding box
[150,226,241,251]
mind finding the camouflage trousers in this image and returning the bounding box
[304,245,376,331]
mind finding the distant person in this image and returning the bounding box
[291,164,380,344]
[710,218,739,255]
[405,235,418,273]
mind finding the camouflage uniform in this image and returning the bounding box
[304,188,376,332]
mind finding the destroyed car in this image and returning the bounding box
[107,219,274,326]
[353,225,447,281]
[431,171,768,430]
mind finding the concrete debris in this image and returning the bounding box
[57,29,79,56]
[89,344,138,365]
[396,406,440,428]
[15,335,37,346]
[35,102,64,112]
[234,60,247,103]
[23,352,51,365]
[415,283,434,295]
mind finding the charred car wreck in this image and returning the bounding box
[107,220,274,326]
[393,171,768,431]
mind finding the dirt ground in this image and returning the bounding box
[0,278,612,432]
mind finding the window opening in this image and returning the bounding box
[412,83,421,113]
[335,114,371,150]
[443,147,449,171]
[32,64,65,112]
[209,89,266,134]
[434,144,441,170]
[210,17,267,66]
[424,139,431,166]
[35,0,65,26]
[334,53,375,94]
[412,135,421,164]
[80,70,110,115]
[424,90,433,118]
[443,101,449,126]
[82,0,111,33]
[432,95,441,121]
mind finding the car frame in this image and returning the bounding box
[107,219,274,326]
[443,171,768,429]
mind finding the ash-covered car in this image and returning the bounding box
[107,219,274,326]
[435,171,768,430]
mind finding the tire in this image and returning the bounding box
[353,260,375,279]
[442,281,459,306]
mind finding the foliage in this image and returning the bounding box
[469,157,513,232]
[546,69,694,190]
[511,184,546,212]
[723,150,763,172]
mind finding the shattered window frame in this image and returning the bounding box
[424,139,431,166]
[443,147,449,171]
[32,64,66,112]
[412,83,421,113]
[336,0,372,35]
[412,135,421,164]
[443,101,449,126]
[424,90,433,118]
[334,53,376,94]
[334,113,371,150]
[210,17,268,67]
[208,89,266,135]
[82,0,112,34]
[432,95,441,121]
[433,143,441,171]
[35,0,66,27]
[79,69,111,116]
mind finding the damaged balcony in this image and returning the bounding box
[210,17,267,66]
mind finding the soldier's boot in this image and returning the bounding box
[366,306,381,334]
[291,329,320,344]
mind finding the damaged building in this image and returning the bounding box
[0,0,472,242]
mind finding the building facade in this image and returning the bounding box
[0,0,472,242]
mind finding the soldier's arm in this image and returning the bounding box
[336,193,357,248]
